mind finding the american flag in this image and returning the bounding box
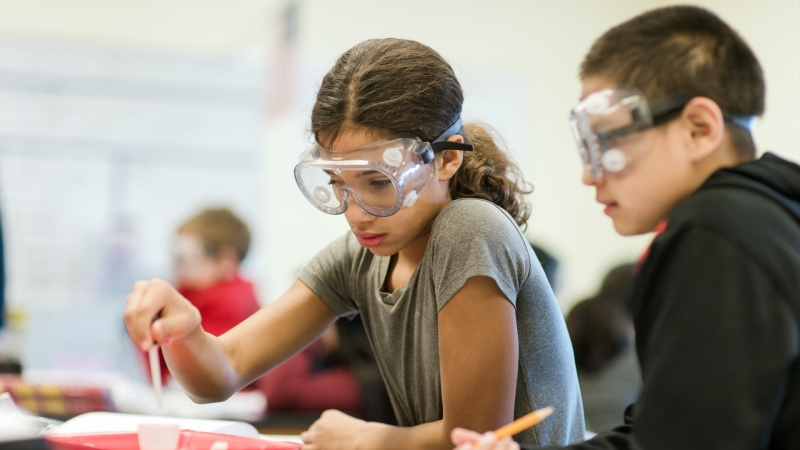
[267,1,299,117]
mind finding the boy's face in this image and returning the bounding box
[578,77,699,236]
[173,234,227,290]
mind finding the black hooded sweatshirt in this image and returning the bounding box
[529,153,800,450]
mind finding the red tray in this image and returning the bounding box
[45,430,302,450]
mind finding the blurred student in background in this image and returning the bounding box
[173,208,260,337]
[258,315,396,424]
[169,207,387,420]
[566,264,640,433]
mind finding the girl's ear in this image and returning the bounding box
[437,135,465,181]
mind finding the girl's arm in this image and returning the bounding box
[124,278,339,403]
[301,276,519,450]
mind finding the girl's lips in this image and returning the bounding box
[355,233,387,248]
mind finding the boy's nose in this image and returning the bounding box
[581,166,604,186]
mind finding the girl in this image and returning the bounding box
[124,38,584,449]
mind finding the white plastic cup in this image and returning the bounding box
[138,423,181,450]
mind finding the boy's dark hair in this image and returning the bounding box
[581,5,765,160]
[178,208,251,262]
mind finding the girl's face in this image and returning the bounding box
[324,127,464,257]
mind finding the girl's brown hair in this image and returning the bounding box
[311,38,532,226]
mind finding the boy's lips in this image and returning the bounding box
[354,232,387,248]
[598,199,619,216]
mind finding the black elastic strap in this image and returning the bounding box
[649,91,693,125]
[652,92,756,132]
[431,142,474,152]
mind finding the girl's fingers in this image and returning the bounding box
[124,279,174,351]
[124,280,154,349]
[152,307,200,344]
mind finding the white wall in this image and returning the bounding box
[0,43,265,365]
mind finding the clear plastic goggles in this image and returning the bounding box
[569,88,756,178]
[294,120,473,217]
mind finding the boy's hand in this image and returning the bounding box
[451,428,520,450]
[124,279,202,351]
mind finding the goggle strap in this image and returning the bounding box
[651,92,757,133]
[650,91,693,125]
[431,142,475,152]
[433,116,465,143]
[723,114,756,132]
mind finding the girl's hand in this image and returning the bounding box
[451,428,520,450]
[300,410,367,450]
[124,279,202,351]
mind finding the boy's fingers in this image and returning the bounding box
[451,427,483,445]
[493,437,520,450]
[474,432,498,450]
[501,437,521,450]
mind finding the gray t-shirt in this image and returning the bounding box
[299,199,585,446]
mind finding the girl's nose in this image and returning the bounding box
[343,196,377,224]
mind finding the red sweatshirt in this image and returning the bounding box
[179,277,261,337]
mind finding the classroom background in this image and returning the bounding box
[0,0,797,433]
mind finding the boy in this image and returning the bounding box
[452,5,799,450]
[172,207,260,337]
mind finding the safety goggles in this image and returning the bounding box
[294,118,473,217]
[569,88,756,177]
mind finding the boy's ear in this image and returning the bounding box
[679,97,725,163]
[437,135,465,181]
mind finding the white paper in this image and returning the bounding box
[47,412,259,437]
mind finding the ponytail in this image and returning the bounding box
[449,123,533,227]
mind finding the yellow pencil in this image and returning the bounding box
[493,406,554,439]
